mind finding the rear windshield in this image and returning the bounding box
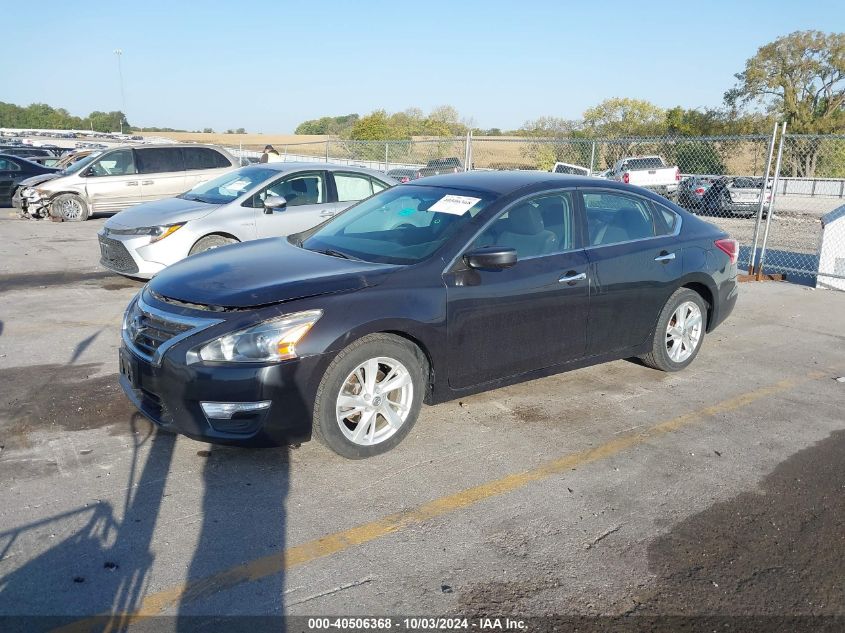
[624,157,666,170]
[301,185,495,265]
[429,158,462,167]
[731,177,764,189]
[554,164,589,175]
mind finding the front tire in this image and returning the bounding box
[640,288,707,372]
[189,234,238,255]
[313,334,426,459]
[51,193,89,222]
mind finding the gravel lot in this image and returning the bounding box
[0,210,844,631]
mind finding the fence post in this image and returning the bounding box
[748,121,779,274]
[589,141,596,175]
[385,142,389,172]
[756,122,787,280]
[325,139,329,163]
[464,130,472,171]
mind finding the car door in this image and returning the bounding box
[82,148,142,213]
[0,157,22,203]
[252,170,333,238]
[445,190,590,389]
[330,171,391,216]
[135,147,187,203]
[579,188,684,356]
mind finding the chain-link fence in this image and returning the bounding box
[753,134,845,285]
[223,131,845,289]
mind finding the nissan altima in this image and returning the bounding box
[118,171,738,458]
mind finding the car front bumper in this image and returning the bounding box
[119,342,324,447]
[98,228,196,279]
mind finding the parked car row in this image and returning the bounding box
[677,175,771,218]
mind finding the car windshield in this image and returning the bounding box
[62,151,102,175]
[301,185,495,265]
[180,166,278,204]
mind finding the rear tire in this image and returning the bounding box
[51,193,89,222]
[189,234,238,255]
[312,334,426,459]
[640,288,707,372]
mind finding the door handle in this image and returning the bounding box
[126,181,138,186]
[558,271,587,285]
[654,252,676,262]
[141,180,154,185]
[319,210,335,217]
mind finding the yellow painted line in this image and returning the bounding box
[56,371,825,631]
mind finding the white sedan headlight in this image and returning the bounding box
[111,223,185,243]
[197,310,323,363]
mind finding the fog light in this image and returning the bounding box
[201,401,271,419]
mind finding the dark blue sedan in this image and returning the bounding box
[118,171,738,458]
[0,153,59,207]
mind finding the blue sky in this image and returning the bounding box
[3,0,843,132]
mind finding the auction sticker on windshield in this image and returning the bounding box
[223,180,250,192]
[429,195,481,215]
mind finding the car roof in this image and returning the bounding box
[240,161,393,180]
[412,170,626,195]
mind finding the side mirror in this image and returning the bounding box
[463,247,517,270]
[263,195,287,214]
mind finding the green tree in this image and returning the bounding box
[349,110,392,140]
[583,98,667,137]
[725,30,845,176]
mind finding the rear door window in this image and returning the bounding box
[582,190,660,246]
[335,173,376,202]
[136,148,185,174]
[183,147,229,170]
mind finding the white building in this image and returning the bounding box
[817,204,845,291]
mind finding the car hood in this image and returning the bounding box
[148,238,399,308]
[19,173,61,187]
[105,197,221,229]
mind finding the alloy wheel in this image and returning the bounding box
[59,198,83,220]
[665,301,703,363]
[336,356,414,446]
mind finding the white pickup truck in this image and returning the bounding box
[608,155,680,198]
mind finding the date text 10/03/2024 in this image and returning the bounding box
[306,618,528,630]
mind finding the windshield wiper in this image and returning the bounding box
[182,194,215,204]
[313,248,361,261]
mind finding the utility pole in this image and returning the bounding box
[114,49,127,133]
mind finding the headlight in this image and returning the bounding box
[197,310,323,363]
[110,223,184,243]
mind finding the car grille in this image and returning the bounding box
[99,234,139,274]
[125,302,192,358]
[123,294,222,365]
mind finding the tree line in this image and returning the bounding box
[293,31,844,176]
[0,102,132,133]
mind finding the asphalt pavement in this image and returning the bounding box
[0,211,843,631]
